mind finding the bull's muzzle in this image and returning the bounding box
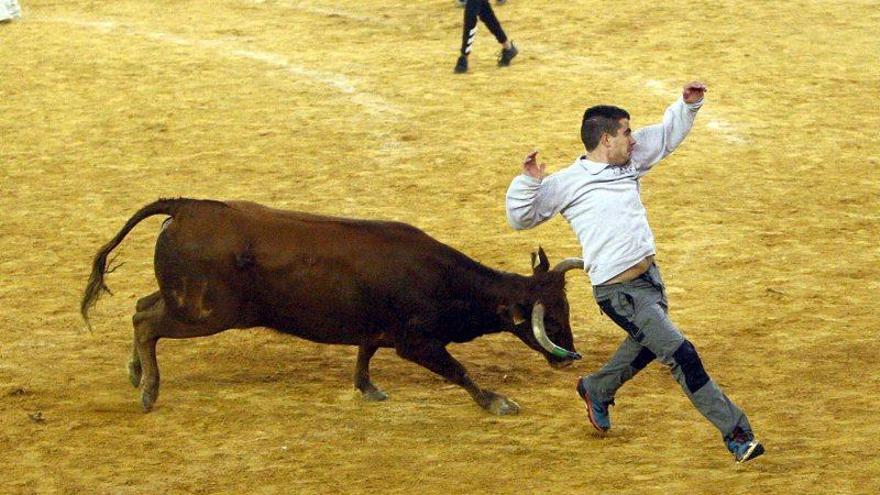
[531,302,581,360]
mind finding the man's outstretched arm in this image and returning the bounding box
[630,81,707,174]
[505,150,565,230]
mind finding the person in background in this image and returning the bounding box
[1,0,23,22]
[454,0,517,73]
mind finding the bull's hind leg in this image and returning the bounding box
[128,335,142,388]
[355,343,387,401]
[395,339,520,415]
[129,292,163,388]
[132,294,230,412]
[132,302,162,411]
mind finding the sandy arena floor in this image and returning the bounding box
[1,1,879,493]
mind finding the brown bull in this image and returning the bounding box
[81,198,584,415]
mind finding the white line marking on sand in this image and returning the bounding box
[42,16,401,117]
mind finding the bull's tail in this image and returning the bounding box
[80,198,191,330]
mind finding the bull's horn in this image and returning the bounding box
[531,302,582,360]
[551,258,584,274]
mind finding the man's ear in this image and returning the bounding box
[497,304,527,326]
[531,246,550,273]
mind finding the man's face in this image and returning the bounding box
[607,118,635,166]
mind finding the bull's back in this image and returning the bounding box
[155,201,468,343]
[223,201,447,275]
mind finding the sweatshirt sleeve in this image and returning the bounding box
[505,172,568,230]
[630,96,703,176]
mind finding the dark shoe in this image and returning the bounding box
[725,427,765,463]
[497,0,507,4]
[498,42,518,67]
[576,376,611,432]
[454,55,468,73]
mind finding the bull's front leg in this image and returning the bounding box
[395,339,520,415]
[354,343,387,401]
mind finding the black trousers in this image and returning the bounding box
[460,0,508,56]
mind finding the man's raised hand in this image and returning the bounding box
[683,81,707,104]
[522,150,546,180]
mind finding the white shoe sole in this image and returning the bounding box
[736,440,764,463]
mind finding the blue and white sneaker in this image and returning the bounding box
[576,376,611,432]
[725,428,765,463]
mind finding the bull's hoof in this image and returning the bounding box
[141,390,157,413]
[488,396,520,416]
[362,389,388,402]
[128,360,142,388]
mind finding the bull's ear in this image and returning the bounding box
[497,304,527,326]
[531,246,550,273]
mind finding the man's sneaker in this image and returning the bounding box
[497,0,507,4]
[498,42,518,67]
[576,376,611,432]
[454,55,468,73]
[725,427,765,463]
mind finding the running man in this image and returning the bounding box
[505,82,764,463]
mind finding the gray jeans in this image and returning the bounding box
[589,264,752,438]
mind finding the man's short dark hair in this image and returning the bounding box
[580,105,630,151]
